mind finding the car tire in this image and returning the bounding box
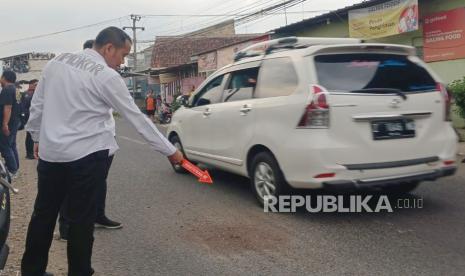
[169,135,187,174]
[250,152,289,206]
[383,181,420,194]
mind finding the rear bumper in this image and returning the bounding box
[322,167,457,191]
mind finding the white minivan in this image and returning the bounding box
[167,37,458,204]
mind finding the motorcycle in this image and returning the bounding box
[158,95,190,125]
[0,160,18,269]
[158,103,172,124]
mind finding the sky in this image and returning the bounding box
[0,0,363,57]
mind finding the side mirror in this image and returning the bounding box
[181,96,190,107]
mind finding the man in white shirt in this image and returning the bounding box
[21,27,183,276]
[58,39,122,244]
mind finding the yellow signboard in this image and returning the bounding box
[349,0,419,39]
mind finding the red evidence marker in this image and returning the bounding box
[181,159,213,184]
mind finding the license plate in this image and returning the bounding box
[371,119,415,140]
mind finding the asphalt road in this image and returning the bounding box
[92,118,465,276]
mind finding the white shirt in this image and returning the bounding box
[106,109,116,137]
[26,49,176,162]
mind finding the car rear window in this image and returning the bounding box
[314,54,436,93]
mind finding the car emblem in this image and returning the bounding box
[390,99,401,108]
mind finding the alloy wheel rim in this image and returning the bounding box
[254,162,276,200]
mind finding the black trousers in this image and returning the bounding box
[25,131,34,156]
[59,154,113,229]
[21,150,110,276]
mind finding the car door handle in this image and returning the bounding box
[240,105,252,114]
[203,109,211,116]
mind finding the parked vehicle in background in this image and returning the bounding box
[167,37,458,205]
[159,102,172,124]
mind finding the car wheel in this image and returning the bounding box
[383,181,420,194]
[169,135,187,174]
[251,152,289,206]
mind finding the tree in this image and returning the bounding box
[449,77,465,119]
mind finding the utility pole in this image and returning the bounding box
[123,14,144,96]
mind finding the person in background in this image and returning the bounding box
[83,39,94,49]
[155,94,162,117]
[20,79,38,159]
[145,90,156,121]
[188,85,195,97]
[0,70,20,178]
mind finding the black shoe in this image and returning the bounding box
[59,233,68,241]
[26,154,35,160]
[95,216,122,229]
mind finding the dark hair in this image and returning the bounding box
[29,79,39,85]
[83,39,94,49]
[95,27,132,49]
[2,70,16,83]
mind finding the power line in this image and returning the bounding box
[135,7,319,46]
[0,0,318,54]
[133,0,311,59]
[145,0,238,39]
[0,16,128,46]
[145,0,284,39]
[141,10,329,17]
[0,1,286,49]
[136,0,243,42]
[140,8,328,37]
[193,0,283,32]
[236,0,308,26]
[175,0,277,34]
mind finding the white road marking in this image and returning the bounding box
[118,136,147,145]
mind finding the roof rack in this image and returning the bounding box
[234,36,363,62]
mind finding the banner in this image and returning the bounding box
[349,0,418,39]
[423,8,465,62]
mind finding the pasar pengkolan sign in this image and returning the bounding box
[423,7,465,62]
[349,0,418,39]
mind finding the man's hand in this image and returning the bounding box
[34,143,39,160]
[2,125,9,136]
[168,150,184,165]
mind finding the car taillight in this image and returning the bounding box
[443,160,456,166]
[297,85,330,128]
[314,173,336,179]
[437,82,451,121]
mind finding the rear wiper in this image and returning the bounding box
[350,88,407,100]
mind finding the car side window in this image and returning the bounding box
[223,67,259,102]
[193,75,225,107]
[255,57,298,98]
